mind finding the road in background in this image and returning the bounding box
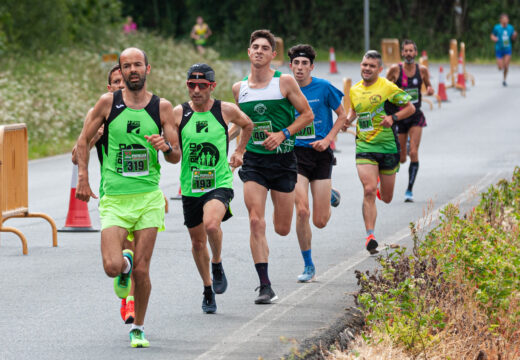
[1,62,519,359]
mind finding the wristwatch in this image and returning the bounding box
[282,128,291,140]
[391,114,398,122]
[163,141,173,154]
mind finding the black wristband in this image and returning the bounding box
[391,114,399,122]
[163,141,173,154]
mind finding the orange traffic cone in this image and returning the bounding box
[171,185,182,200]
[438,66,448,101]
[329,47,338,74]
[456,55,466,90]
[58,164,98,232]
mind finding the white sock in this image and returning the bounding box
[123,257,131,274]
[130,324,144,332]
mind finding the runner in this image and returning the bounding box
[491,13,517,86]
[75,47,181,348]
[190,16,212,55]
[345,50,414,254]
[175,63,252,313]
[386,39,434,203]
[232,29,314,304]
[287,44,347,282]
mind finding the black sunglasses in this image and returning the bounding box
[187,81,211,89]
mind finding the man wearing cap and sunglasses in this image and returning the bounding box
[232,29,314,305]
[174,63,253,313]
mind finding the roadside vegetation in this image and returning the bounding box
[324,168,520,359]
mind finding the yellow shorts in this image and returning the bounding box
[99,189,165,241]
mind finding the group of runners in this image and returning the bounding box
[72,16,515,347]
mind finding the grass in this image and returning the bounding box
[0,29,236,159]
[324,167,520,359]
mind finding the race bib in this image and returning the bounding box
[191,169,216,193]
[252,121,273,145]
[405,88,419,104]
[122,148,149,177]
[296,122,316,140]
[358,112,374,132]
[502,31,510,47]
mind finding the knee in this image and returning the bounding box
[132,264,149,283]
[249,215,266,236]
[191,237,206,252]
[296,205,310,222]
[313,215,329,229]
[103,258,122,278]
[381,196,393,204]
[204,220,221,238]
[364,185,377,198]
[274,222,291,236]
[409,149,418,160]
[400,156,407,164]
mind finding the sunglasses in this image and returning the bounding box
[187,81,212,90]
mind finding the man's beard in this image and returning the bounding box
[124,72,146,91]
[404,56,415,64]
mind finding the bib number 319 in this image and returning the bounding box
[122,148,149,177]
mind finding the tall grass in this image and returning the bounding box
[0,29,235,158]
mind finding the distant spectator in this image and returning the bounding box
[190,16,212,55]
[123,16,137,34]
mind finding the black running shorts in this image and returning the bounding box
[182,188,234,228]
[238,151,297,193]
[294,146,335,181]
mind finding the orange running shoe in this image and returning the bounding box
[125,297,135,324]
[365,234,379,255]
[120,298,126,321]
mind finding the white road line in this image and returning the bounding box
[195,170,507,360]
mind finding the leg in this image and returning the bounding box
[100,226,128,277]
[131,227,158,326]
[123,237,136,296]
[356,164,379,231]
[310,179,332,229]
[398,133,408,164]
[244,181,269,264]
[270,190,295,236]
[295,174,311,252]
[407,126,422,195]
[379,172,397,204]
[203,199,227,264]
[188,223,211,286]
[496,57,504,71]
[503,54,511,82]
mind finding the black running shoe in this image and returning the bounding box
[365,235,379,255]
[254,284,278,304]
[212,262,228,294]
[202,290,216,314]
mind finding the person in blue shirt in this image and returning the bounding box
[491,13,517,86]
[288,44,347,283]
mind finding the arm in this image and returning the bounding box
[310,104,347,152]
[145,100,182,164]
[513,30,518,41]
[381,102,415,128]
[75,93,112,201]
[222,102,253,168]
[420,65,435,96]
[228,82,243,141]
[491,27,498,42]
[206,25,212,38]
[262,75,314,151]
[386,64,400,82]
[190,26,198,40]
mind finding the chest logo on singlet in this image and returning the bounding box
[126,120,141,134]
[254,103,267,115]
[196,120,209,133]
[412,78,418,85]
[369,95,382,105]
[189,142,220,167]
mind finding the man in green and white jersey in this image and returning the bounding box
[175,63,252,313]
[232,29,314,304]
[76,47,181,348]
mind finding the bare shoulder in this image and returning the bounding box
[419,65,430,74]
[221,101,241,116]
[159,97,174,110]
[280,73,298,86]
[232,81,242,94]
[386,64,400,78]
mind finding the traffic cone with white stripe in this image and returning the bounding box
[438,66,448,101]
[456,55,466,90]
[58,164,98,232]
[329,47,338,74]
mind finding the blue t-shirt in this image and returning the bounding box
[492,24,515,50]
[295,77,344,148]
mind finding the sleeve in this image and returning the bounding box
[326,82,344,111]
[492,25,499,36]
[387,81,412,106]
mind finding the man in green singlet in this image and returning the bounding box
[232,29,314,304]
[75,47,181,348]
[175,63,252,313]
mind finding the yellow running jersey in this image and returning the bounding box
[349,77,411,154]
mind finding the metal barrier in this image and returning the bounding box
[381,39,400,67]
[0,124,57,255]
[272,37,284,68]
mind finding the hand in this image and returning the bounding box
[262,131,285,151]
[381,115,394,128]
[309,138,331,152]
[144,134,169,152]
[75,179,98,202]
[426,86,434,96]
[71,145,78,165]
[341,118,355,132]
[229,150,244,170]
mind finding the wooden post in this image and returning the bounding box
[381,39,400,67]
[342,78,356,136]
[447,39,458,88]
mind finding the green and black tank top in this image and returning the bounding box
[99,89,162,195]
[238,70,295,154]
[179,100,233,197]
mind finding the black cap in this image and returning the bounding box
[187,63,215,82]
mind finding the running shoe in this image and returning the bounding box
[212,262,228,294]
[120,298,127,321]
[125,297,135,324]
[297,265,316,283]
[376,177,382,201]
[202,290,217,314]
[365,234,379,255]
[254,284,278,304]
[404,190,414,203]
[503,81,507,87]
[331,188,341,207]
[129,328,149,348]
[114,249,133,299]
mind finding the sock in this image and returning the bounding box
[204,285,213,295]
[130,324,144,332]
[255,263,271,285]
[211,262,221,271]
[408,162,419,192]
[366,229,374,237]
[126,295,134,302]
[123,256,131,274]
[301,249,314,267]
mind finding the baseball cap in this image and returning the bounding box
[187,63,215,82]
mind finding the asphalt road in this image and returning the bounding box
[1,61,519,360]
